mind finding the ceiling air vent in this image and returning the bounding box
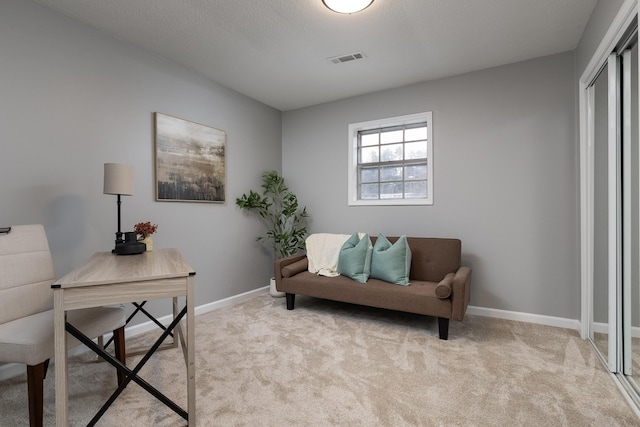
[328,52,366,64]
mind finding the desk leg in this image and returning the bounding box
[187,275,196,425]
[53,290,68,426]
[172,297,179,349]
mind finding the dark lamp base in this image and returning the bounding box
[114,241,146,255]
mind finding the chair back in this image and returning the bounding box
[0,225,55,325]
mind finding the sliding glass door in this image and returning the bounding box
[622,39,640,395]
[592,59,611,367]
[586,22,640,406]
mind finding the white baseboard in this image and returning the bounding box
[0,330,120,382]
[123,286,268,338]
[0,361,24,381]
[593,321,609,335]
[591,321,640,338]
[0,287,269,382]
[466,305,581,331]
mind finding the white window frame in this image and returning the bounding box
[348,111,433,206]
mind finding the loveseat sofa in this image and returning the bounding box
[274,236,471,340]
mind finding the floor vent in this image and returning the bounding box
[328,52,366,64]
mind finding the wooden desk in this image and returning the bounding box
[52,248,196,426]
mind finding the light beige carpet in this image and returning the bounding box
[0,292,638,426]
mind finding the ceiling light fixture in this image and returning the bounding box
[322,0,374,14]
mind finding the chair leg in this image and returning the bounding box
[113,326,126,385]
[26,359,49,427]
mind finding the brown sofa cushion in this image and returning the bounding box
[281,272,452,318]
[282,258,309,278]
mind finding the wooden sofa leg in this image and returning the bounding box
[113,326,127,385]
[286,293,295,310]
[438,317,449,340]
[27,359,49,427]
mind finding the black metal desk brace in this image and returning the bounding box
[66,307,189,426]
[102,301,173,350]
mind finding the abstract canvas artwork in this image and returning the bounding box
[155,112,226,203]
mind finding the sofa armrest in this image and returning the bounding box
[450,267,472,321]
[435,273,455,299]
[274,255,307,291]
[281,258,308,278]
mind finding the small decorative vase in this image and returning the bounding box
[141,236,153,251]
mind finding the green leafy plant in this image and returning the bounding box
[236,171,309,260]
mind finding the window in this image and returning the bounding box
[348,112,433,206]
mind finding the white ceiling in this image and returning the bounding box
[35,0,597,111]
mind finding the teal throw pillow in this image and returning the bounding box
[370,234,412,285]
[337,233,373,283]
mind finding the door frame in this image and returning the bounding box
[579,0,637,345]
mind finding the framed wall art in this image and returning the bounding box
[154,112,226,203]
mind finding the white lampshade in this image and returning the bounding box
[103,163,134,196]
[323,0,374,14]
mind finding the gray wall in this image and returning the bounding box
[0,0,282,320]
[2,0,621,323]
[282,52,579,319]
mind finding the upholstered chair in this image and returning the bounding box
[0,225,127,427]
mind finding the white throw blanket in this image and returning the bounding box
[306,233,351,277]
[306,233,364,277]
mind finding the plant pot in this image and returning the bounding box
[141,236,153,251]
[269,277,285,298]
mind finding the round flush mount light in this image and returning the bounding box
[322,0,374,14]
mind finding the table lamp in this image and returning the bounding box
[103,163,134,252]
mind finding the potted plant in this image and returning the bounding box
[236,170,309,297]
[134,221,158,251]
